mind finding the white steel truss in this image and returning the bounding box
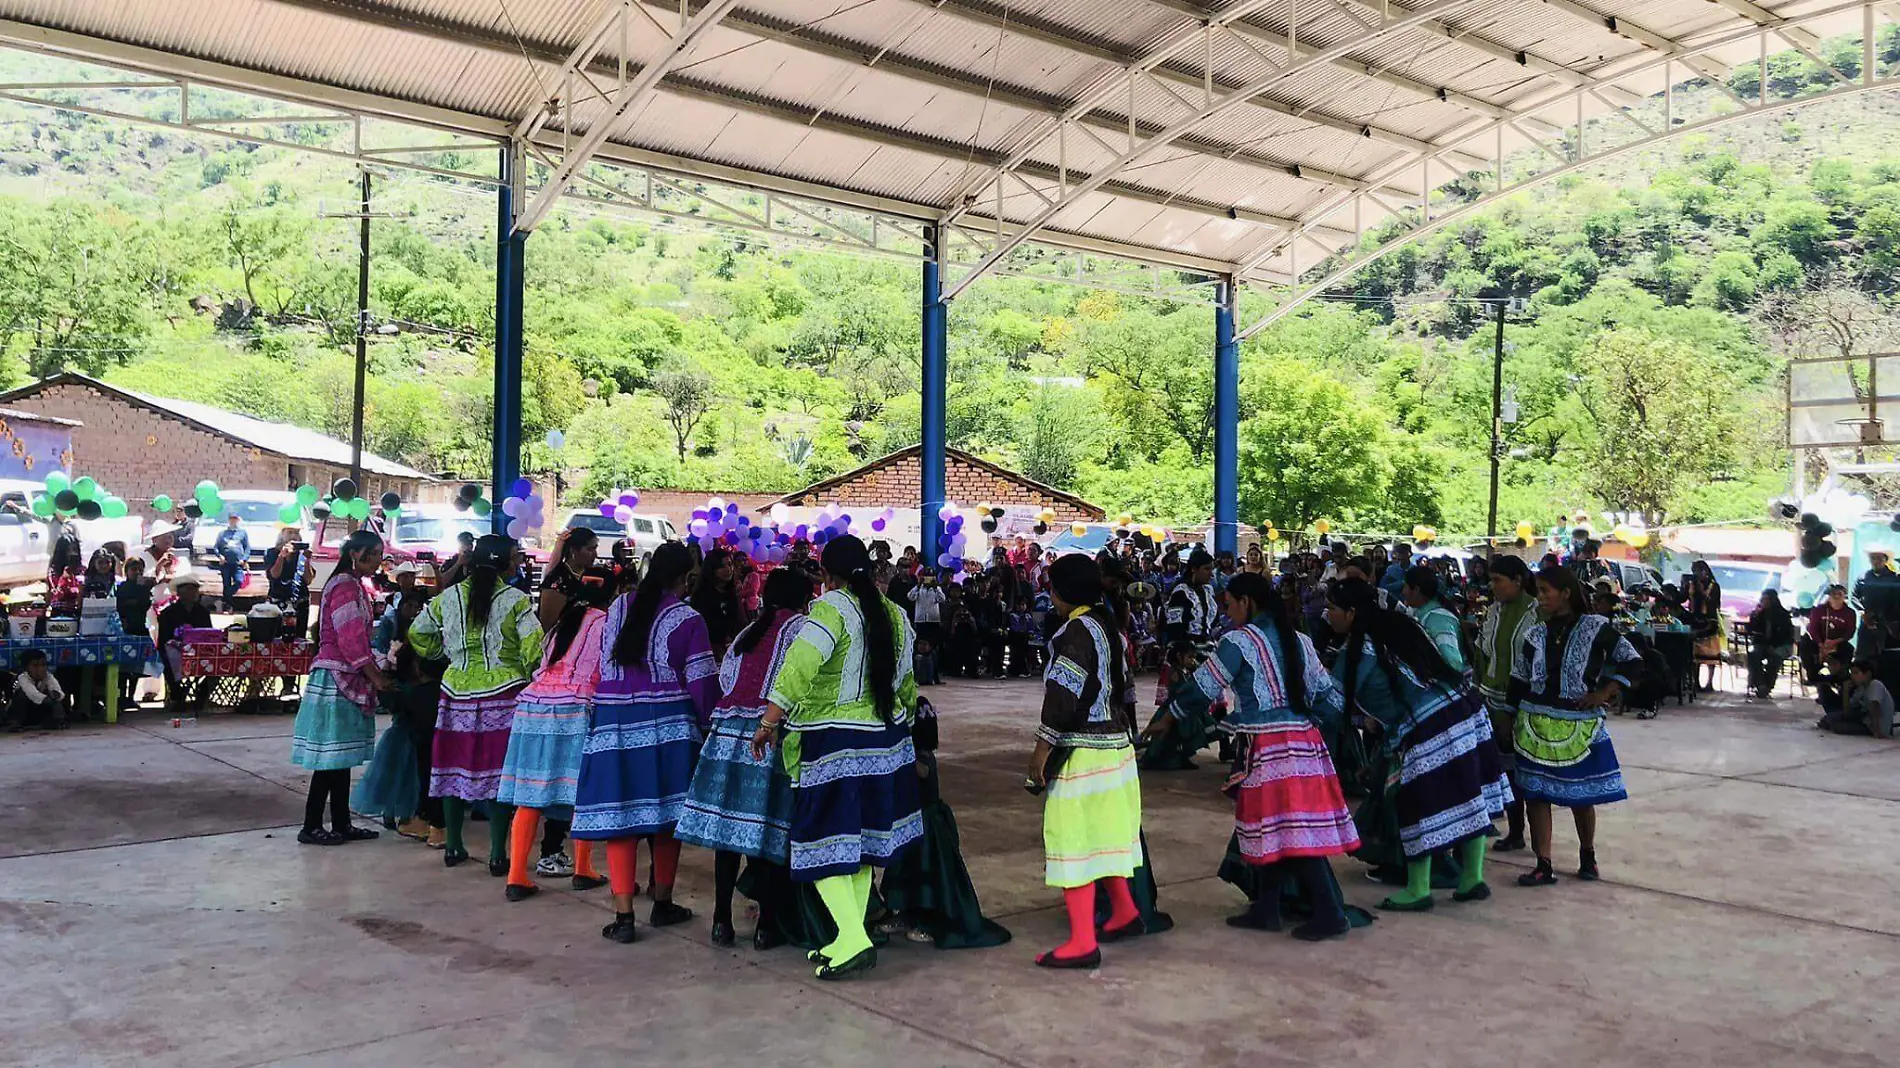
[938,0,1490,301]
[1236,0,1900,337]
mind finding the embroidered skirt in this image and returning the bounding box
[496,693,591,810]
[1514,710,1628,808]
[289,668,376,771]
[785,720,922,881]
[1228,722,1360,865]
[571,693,700,839]
[677,708,794,860]
[1042,745,1144,888]
[429,685,524,802]
[1392,690,1513,858]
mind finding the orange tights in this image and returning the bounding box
[604,833,680,899]
[505,807,601,888]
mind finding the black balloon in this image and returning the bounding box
[1800,548,1826,569]
[980,518,998,534]
[1033,522,1048,536]
[459,482,482,501]
[1799,512,1821,529]
[311,501,332,520]
[989,507,1005,519]
[452,497,470,513]
[183,501,203,519]
[380,491,401,511]
[53,489,78,511]
[1817,539,1838,558]
[1810,521,1834,540]
[332,477,358,502]
[75,499,102,521]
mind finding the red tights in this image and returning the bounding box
[1048,877,1138,961]
[604,832,681,898]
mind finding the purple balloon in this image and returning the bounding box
[937,553,954,567]
[794,524,809,539]
[814,530,830,545]
[692,509,708,521]
[598,501,616,518]
[947,516,963,533]
[510,478,532,498]
[871,518,886,532]
[620,493,638,507]
[507,518,526,538]
[501,497,521,518]
[724,530,739,545]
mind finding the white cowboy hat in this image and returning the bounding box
[146,520,183,541]
[170,573,202,594]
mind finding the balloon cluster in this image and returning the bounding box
[325,478,374,522]
[452,482,493,518]
[34,471,130,521]
[1610,521,1650,550]
[937,502,971,570]
[500,478,547,539]
[1514,519,1536,547]
[690,497,799,566]
[1411,524,1438,544]
[1265,524,1281,543]
[1031,506,1057,537]
[598,489,641,525]
[977,504,1006,535]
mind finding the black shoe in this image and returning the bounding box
[1451,882,1492,903]
[817,946,878,980]
[505,883,539,903]
[1291,917,1350,942]
[571,873,608,891]
[1577,850,1600,881]
[1144,909,1175,935]
[1225,909,1282,931]
[1517,859,1557,887]
[1494,835,1526,853]
[1098,916,1145,943]
[650,900,694,927]
[488,859,508,878]
[297,829,345,846]
[336,826,379,842]
[753,925,787,951]
[601,914,639,944]
[710,919,735,947]
[443,848,469,868]
[1033,947,1099,969]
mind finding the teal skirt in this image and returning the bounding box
[290,668,376,771]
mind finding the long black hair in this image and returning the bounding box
[1536,565,1589,618]
[546,573,615,666]
[545,526,599,588]
[823,535,897,723]
[1330,577,1462,715]
[1227,571,1309,716]
[1051,553,1132,729]
[466,534,515,627]
[731,567,815,657]
[316,530,383,643]
[614,540,694,668]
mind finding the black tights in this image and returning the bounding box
[1241,856,1347,932]
[303,768,354,834]
[712,851,784,930]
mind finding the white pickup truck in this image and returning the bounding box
[0,478,147,591]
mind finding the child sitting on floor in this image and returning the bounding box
[7,650,68,731]
[1139,641,1219,771]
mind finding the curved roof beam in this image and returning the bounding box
[940,0,1490,300]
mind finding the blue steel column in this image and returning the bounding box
[1213,277,1240,557]
[493,145,526,534]
[920,225,948,569]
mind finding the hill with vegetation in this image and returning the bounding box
[7,63,1900,535]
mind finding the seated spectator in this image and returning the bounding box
[1818,659,1895,737]
[1800,584,1855,686]
[1816,643,1854,719]
[6,650,68,731]
[1744,589,1796,699]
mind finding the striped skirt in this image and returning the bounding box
[677,709,794,861]
[429,685,524,802]
[496,693,591,810]
[786,720,922,882]
[1228,722,1360,865]
[1393,690,1512,858]
[289,668,377,771]
[571,694,700,839]
[1043,745,1144,888]
[1515,709,1627,808]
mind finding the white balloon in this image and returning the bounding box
[614,505,634,524]
[770,503,790,525]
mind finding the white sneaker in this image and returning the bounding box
[535,853,574,878]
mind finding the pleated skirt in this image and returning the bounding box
[1229,722,1360,865]
[571,694,699,839]
[289,668,376,771]
[1043,745,1144,888]
[1393,690,1513,858]
[429,686,523,802]
[497,694,591,810]
[1515,710,1628,808]
[677,709,795,860]
[786,720,922,881]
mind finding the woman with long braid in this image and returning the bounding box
[497,573,613,901]
[1165,572,1357,941]
[573,541,718,943]
[408,534,543,872]
[1027,553,1145,969]
[1326,578,1511,911]
[751,535,922,981]
[678,567,814,949]
[288,530,390,845]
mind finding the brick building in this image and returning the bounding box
[0,374,437,516]
[775,445,1104,522]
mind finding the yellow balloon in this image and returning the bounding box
[1515,520,1534,538]
[1626,531,1650,549]
[1314,519,1332,535]
[1071,521,1089,537]
[1116,512,1134,527]
[1612,524,1631,542]
[1267,526,1282,542]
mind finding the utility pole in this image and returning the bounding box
[1486,298,1506,563]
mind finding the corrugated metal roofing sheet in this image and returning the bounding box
[0,0,1793,274]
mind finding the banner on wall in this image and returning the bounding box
[0,415,74,482]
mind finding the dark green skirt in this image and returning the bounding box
[1217,832,1376,928]
[1091,829,1175,933]
[881,799,1012,949]
[738,862,883,951]
[1137,703,1219,771]
[1347,747,1465,889]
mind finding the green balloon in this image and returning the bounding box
[43,471,69,494]
[73,476,98,502]
[31,495,52,518]
[295,484,319,507]
[471,497,492,518]
[278,502,302,524]
[101,496,128,519]
[203,496,223,518]
[151,494,173,513]
[195,479,220,502]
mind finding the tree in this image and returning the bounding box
[1572,328,1741,524]
[652,360,716,461]
[1236,359,1394,529]
[0,200,150,380]
[217,187,307,312]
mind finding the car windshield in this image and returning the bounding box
[396,514,487,544]
[568,514,625,534]
[1709,565,1777,595]
[219,499,289,523]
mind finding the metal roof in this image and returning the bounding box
[0,0,1895,321]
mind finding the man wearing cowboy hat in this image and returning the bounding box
[139,519,185,588]
[157,573,213,712]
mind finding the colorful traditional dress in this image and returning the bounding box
[1476,593,1539,746]
[290,574,379,771]
[767,589,923,881]
[408,581,543,802]
[1039,607,1144,888]
[1510,613,1639,807]
[1412,600,1467,673]
[676,612,804,859]
[1174,615,1359,865]
[497,608,607,813]
[571,593,717,839]
[1339,643,1511,859]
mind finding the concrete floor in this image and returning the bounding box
[3,673,1896,1068]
